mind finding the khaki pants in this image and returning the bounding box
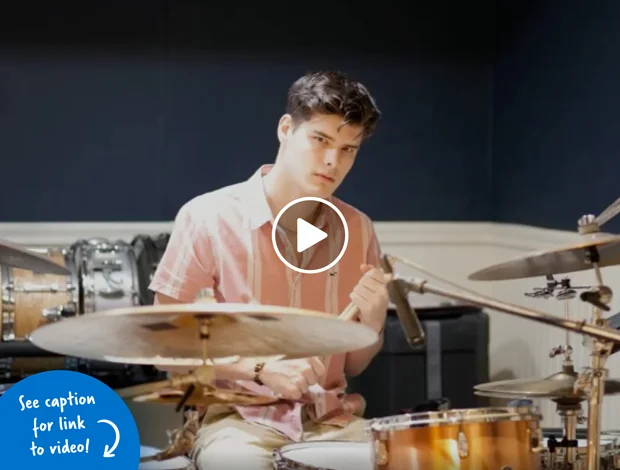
[190,407,368,470]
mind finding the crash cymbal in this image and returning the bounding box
[131,387,278,407]
[468,232,620,281]
[0,238,70,275]
[474,368,620,399]
[27,303,378,365]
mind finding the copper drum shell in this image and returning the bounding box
[368,406,544,470]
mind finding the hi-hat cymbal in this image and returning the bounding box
[131,387,279,407]
[27,303,378,364]
[468,232,620,281]
[0,239,70,275]
[474,369,620,399]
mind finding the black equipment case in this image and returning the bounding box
[346,305,490,419]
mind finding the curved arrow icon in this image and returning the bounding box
[97,419,120,458]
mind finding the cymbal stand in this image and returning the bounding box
[573,243,614,470]
[389,267,619,470]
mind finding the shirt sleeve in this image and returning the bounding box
[149,202,216,302]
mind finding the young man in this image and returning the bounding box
[149,70,388,470]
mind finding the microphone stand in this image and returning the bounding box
[392,271,619,470]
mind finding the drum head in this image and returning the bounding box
[276,441,371,470]
[139,445,191,469]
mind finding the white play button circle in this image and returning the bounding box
[272,197,349,274]
[296,218,328,253]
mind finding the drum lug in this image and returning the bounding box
[528,428,544,453]
[41,303,77,322]
[373,435,389,466]
[458,431,469,458]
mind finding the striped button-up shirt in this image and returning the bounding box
[149,164,380,441]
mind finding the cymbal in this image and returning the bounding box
[0,238,70,275]
[468,232,620,281]
[474,369,620,399]
[131,387,279,407]
[27,303,378,365]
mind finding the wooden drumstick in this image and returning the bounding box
[256,302,361,365]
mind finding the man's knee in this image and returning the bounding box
[191,424,276,470]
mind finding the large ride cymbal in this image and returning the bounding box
[0,238,70,275]
[468,232,620,281]
[27,303,378,365]
[474,369,620,399]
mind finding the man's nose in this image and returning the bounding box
[324,149,338,166]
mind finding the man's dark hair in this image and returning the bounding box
[286,71,381,139]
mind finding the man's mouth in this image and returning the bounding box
[315,173,335,183]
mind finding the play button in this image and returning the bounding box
[272,197,349,274]
[296,218,327,253]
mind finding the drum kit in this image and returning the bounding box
[2,199,620,470]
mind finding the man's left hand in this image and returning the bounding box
[350,264,390,333]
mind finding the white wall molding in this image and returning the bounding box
[0,220,580,251]
[2,219,619,429]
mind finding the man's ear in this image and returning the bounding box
[277,114,294,143]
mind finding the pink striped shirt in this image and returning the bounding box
[149,164,381,441]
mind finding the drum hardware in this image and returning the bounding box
[466,200,620,470]
[525,275,590,301]
[382,265,617,469]
[0,238,71,275]
[41,304,78,321]
[139,409,199,468]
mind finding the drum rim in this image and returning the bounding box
[273,441,371,470]
[368,406,542,431]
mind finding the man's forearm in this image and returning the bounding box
[344,331,384,377]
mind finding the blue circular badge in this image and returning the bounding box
[0,370,140,468]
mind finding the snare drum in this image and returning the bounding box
[368,406,544,470]
[274,441,372,470]
[139,445,192,469]
[73,238,140,313]
[0,246,78,378]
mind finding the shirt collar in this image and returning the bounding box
[245,164,333,231]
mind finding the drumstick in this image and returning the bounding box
[261,302,361,364]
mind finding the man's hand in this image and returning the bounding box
[350,264,389,333]
[258,358,326,400]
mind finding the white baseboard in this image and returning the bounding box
[0,220,580,250]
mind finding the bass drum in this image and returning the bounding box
[0,246,79,379]
[73,238,140,314]
[132,233,171,305]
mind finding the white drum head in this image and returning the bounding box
[139,445,191,469]
[277,441,372,470]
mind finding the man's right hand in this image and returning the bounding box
[257,358,325,400]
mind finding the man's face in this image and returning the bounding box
[277,113,363,198]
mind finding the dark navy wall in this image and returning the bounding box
[0,2,494,222]
[493,1,620,232]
